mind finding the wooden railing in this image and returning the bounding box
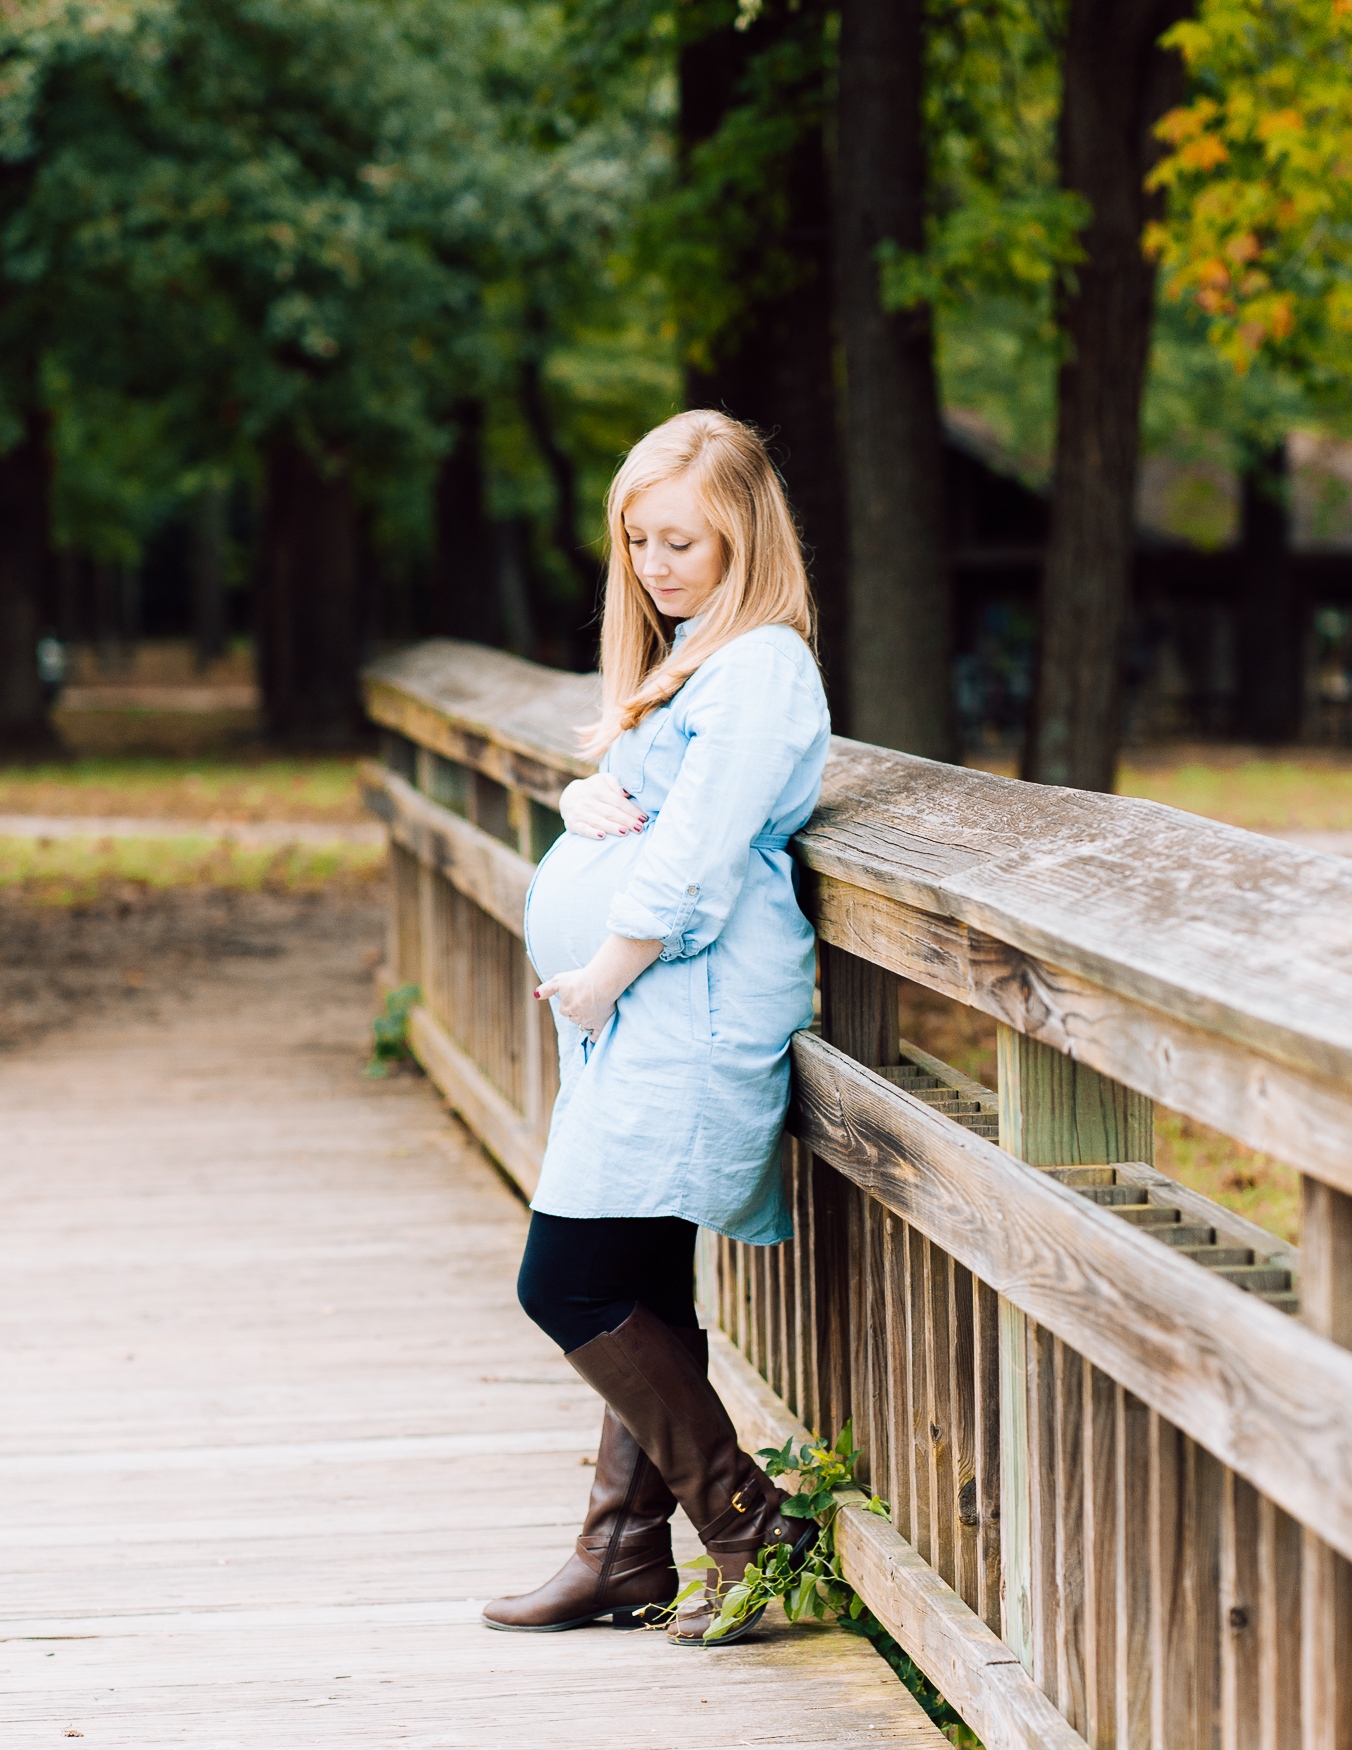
[363,638,1352,1750]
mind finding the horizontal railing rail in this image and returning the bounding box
[363,639,1352,1750]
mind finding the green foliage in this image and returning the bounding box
[883,0,1084,320]
[1148,0,1352,378]
[662,1421,981,1741]
[366,982,421,1076]
[0,0,675,592]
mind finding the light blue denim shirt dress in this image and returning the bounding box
[523,621,831,1245]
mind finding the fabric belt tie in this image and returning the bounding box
[639,810,789,854]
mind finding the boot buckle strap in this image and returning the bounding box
[730,1486,754,1514]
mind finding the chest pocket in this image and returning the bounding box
[610,704,675,802]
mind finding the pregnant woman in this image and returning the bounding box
[482,410,830,1647]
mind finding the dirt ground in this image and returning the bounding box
[0,884,387,1057]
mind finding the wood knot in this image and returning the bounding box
[1228,1606,1250,1633]
[958,1478,980,1526]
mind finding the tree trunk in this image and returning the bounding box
[255,443,363,746]
[680,3,849,719]
[519,358,600,603]
[0,415,58,755]
[494,517,538,660]
[1023,0,1191,790]
[429,400,500,648]
[1236,443,1304,743]
[194,484,229,673]
[833,0,954,759]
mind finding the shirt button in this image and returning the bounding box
[686,885,698,896]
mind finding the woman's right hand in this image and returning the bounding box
[559,772,647,840]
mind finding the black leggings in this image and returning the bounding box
[517,1212,700,1353]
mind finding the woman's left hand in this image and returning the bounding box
[534,967,616,1041]
[534,934,663,1041]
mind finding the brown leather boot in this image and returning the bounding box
[564,1305,814,1647]
[481,1327,706,1632]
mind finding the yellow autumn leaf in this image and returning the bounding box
[1155,100,1218,145]
[1257,108,1304,142]
[1179,135,1230,170]
[1225,230,1260,264]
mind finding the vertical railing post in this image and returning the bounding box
[1300,1177,1352,1749]
[816,943,899,1458]
[996,1023,1154,1728]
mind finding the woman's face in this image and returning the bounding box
[623,476,724,622]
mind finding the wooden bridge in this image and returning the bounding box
[0,755,936,1741]
[363,638,1352,1750]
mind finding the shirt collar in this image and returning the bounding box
[672,614,703,644]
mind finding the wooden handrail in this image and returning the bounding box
[364,639,1352,1192]
[364,639,1352,1750]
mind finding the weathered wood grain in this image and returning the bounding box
[1082,1365,1116,1749]
[1025,1321,1058,1700]
[1056,1340,1088,1737]
[362,641,599,799]
[905,1222,933,1570]
[865,1195,892,1500]
[998,1297,1031,1668]
[972,1278,1002,1637]
[1297,1175,1352,1748]
[998,1026,1153,1169]
[810,1156,852,1444]
[788,1033,1352,1563]
[802,736,1352,1099]
[1255,1496,1300,1750]
[2,938,933,1748]
[362,763,533,940]
[997,1025,1155,1728]
[808,872,1352,1196]
[949,1257,978,1615]
[1220,1468,1261,1750]
[883,1215,909,1544]
[407,1006,543,1199]
[923,1239,956,1592]
[1192,1446,1225,1750]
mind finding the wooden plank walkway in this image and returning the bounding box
[0,911,938,1746]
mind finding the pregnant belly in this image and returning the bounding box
[524,829,649,980]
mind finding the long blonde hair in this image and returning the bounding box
[582,409,817,757]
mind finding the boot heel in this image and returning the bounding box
[611,1604,660,1629]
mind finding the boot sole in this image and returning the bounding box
[669,1519,821,1649]
[482,1603,668,1633]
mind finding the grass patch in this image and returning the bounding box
[1117,756,1352,832]
[0,832,384,906]
[1153,1109,1300,1245]
[966,747,1352,831]
[0,756,364,823]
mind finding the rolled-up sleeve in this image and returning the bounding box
[604,641,823,960]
